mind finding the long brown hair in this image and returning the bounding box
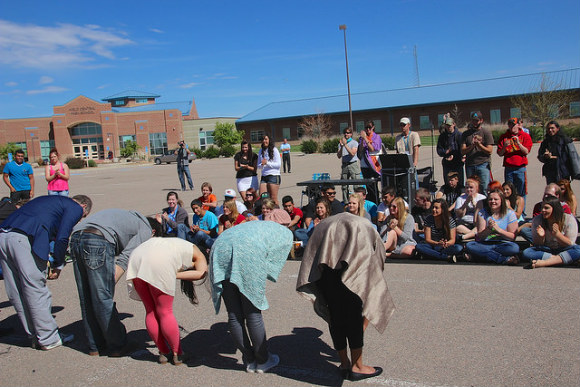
[432,198,451,240]
[483,188,508,217]
[541,195,565,232]
[558,179,575,207]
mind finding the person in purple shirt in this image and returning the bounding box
[358,120,382,204]
[0,195,92,350]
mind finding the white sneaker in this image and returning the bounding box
[40,333,74,350]
[245,362,257,373]
[255,353,279,374]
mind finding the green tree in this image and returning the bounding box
[120,140,140,158]
[0,143,24,161]
[213,122,243,148]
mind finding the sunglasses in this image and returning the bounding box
[365,126,372,129]
[325,191,337,196]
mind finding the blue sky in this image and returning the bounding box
[0,0,578,120]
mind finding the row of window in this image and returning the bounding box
[248,102,580,141]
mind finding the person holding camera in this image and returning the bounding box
[175,141,193,191]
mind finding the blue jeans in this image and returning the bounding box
[48,190,69,196]
[504,166,526,197]
[177,163,193,190]
[70,232,127,353]
[522,245,580,265]
[465,162,490,194]
[185,229,215,249]
[465,240,520,264]
[416,242,463,261]
[221,280,268,364]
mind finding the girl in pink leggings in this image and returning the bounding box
[126,237,207,365]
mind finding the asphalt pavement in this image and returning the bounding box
[0,146,578,386]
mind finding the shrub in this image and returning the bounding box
[563,124,580,140]
[191,147,203,158]
[381,136,395,150]
[203,146,220,159]
[528,126,544,142]
[300,140,318,154]
[87,159,97,167]
[65,157,85,169]
[220,144,236,158]
[321,138,340,153]
[491,130,503,145]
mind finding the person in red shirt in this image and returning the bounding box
[196,182,218,213]
[282,195,303,231]
[497,118,533,202]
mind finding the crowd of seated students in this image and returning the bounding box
[157,173,578,269]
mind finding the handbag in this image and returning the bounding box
[566,142,580,180]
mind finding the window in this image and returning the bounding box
[297,127,304,139]
[135,98,148,104]
[70,122,102,136]
[114,100,125,106]
[251,130,265,142]
[40,140,55,161]
[119,135,136,150]
[373,119,382,133]
[437,114,445,126]
[149,133,168,155]
[199,130,215,150]
[419,115,431,130]
[548,104,559,118]
[339,122,349,132]
[355,120,365,132]
[509,108,521,119]
[282,127,290,140]
[490,109,501,124]
[570,102,580,117]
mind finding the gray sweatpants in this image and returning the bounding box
[0,232,60,347]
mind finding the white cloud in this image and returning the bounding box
[179,82,200,89]
[5,81,18,87]
[39,76,53,85]
[150,28,164,34]
[0,20,133,69]
[26,86,68,95]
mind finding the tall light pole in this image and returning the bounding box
[339,24,353,131]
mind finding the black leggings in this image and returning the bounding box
[317,265,364,351]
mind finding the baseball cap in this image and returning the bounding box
[470,111,483,120]
[224,189,236,198]
[508,117,522,125]
[260,192,270,199]
[443,117,455,126]
[400,117,411,125]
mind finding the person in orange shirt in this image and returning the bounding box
[197,182,218,213]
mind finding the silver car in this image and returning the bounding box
[154,148,196,165]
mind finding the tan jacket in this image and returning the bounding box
[296,213,395,333]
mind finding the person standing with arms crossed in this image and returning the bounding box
[461,111,494,194]
[279,138,291,174]
[3,149,34,202]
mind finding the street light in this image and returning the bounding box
[339,24,353,131]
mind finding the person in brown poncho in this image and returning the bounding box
[296,212,395,381]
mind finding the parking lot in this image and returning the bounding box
[0,147,579,386]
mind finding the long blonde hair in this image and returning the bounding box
[224,200,239,221]
[389,197,408,226]
[349,193,366,217]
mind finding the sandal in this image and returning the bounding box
[524,260,537,270]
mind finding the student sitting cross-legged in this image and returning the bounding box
[415,199,463,262]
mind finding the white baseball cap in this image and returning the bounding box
[224,189,236,198]
[400,117,411,125]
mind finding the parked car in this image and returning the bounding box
[154,148,196,165]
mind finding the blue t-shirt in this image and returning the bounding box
[364,200,378,218]
[192,210,219,234]
[280,143,291,154]
[477,208,517,241]
[3,161,33,191]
